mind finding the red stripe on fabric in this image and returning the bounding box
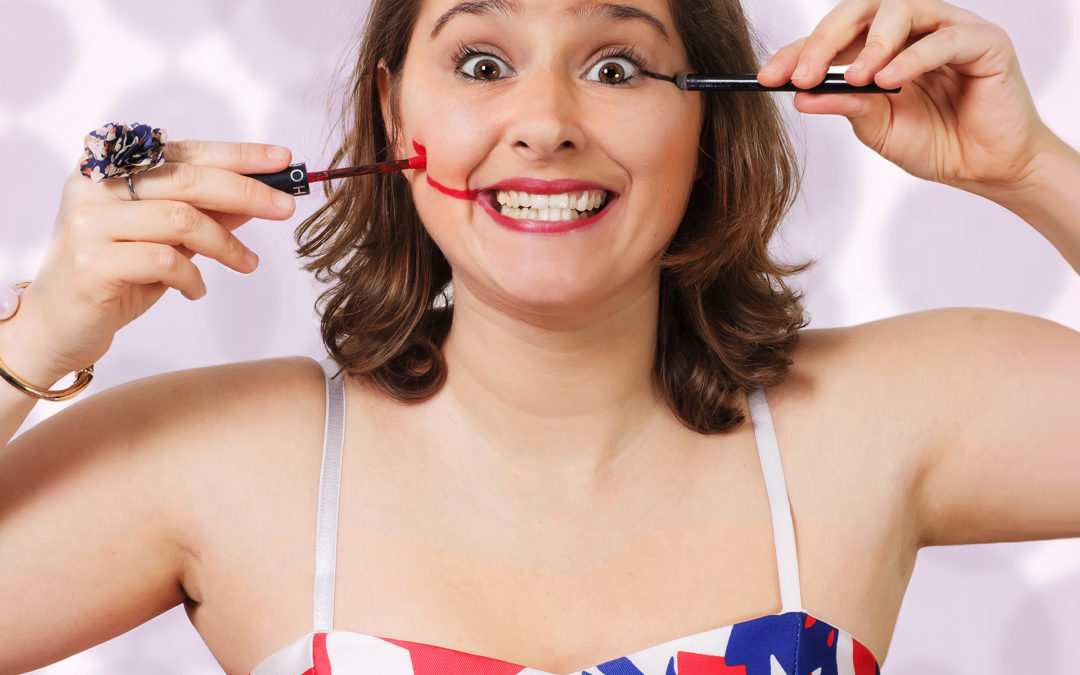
[852,637,879,675]
[803,615,816,628]
[677,652,748,674]
[313,632,331,674]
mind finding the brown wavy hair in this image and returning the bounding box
[294,0,807,433]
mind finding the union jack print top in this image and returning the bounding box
[249,357,882,675]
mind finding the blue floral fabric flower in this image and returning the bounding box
[79,122,167,182]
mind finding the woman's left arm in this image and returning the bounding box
[762,0,1080,547]
[760,0,1080,271]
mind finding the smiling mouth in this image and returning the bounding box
[490,189,611,222]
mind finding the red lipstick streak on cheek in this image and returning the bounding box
[412,139,480,201]
[427,175,480,200]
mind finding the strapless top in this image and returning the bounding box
[250,608,881,674]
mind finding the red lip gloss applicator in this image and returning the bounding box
[246,150,427,196]
[248,139,483,201]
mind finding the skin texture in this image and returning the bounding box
[1,1,1079,673]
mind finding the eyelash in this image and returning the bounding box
[451,43,503,81]
[451,43,649,86]
[592,46,647,86]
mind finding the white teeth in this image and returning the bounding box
[496,189,606,210]
[495,189,609,221]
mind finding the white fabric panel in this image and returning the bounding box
[324,632,415,675]
[249,633,313,675]
[836,631,857,675]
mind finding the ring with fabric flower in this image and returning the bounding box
[79,122,167,182]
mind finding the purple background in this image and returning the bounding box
[2,0,1078,672]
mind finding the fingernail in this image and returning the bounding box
[266,146,290,160]
[847,59,865,74]
[273,191,295,213]
[793,64,809,80]
[244,249,259,271]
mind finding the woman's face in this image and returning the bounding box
[386,0,703,317]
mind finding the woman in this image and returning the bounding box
[2,0,1078,673]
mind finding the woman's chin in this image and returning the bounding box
[454,269,607,316]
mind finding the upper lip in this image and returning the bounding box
[480,177,617,195]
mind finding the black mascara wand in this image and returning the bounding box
[642,71,900,94]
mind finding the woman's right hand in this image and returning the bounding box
[6,140,296,385]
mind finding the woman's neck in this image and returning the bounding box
[436,276,676,478]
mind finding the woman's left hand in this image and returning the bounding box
[759,0,1052,196]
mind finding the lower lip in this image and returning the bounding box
[477,194,615,234]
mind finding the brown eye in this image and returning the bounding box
[586,57,640,85]
[598,62,626,84]
[459,54,508,81]
[473,59,501,80]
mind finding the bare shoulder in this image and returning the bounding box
[11,352,324,450]
[0,356,331,672]
[774,307,1077,407]
[15,354,328,460]
[771,308,1080,546]
[6,353,332,532]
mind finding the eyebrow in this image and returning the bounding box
[429,0,670,41]
[568,2,669,41]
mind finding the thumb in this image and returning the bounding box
[793,91,893,153]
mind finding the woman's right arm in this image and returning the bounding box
[0,140,295,673]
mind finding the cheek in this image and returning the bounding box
[603,96,702,224]
[397,71,501,190]
[629,97,701,180]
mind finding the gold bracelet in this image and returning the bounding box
[0,281,95,401]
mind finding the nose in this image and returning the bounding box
[503,67,586,161]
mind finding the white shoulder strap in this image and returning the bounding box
[747,389,803,613]
[313,357,346,631]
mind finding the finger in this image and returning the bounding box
[189,208,258,234]
[110,162,296,221]
[153,211,252,262]
[163,139,292,174]
[759,38,806,87]
[790,1,877,87]
[874,22,1011,90]
[66,199,258,273]
[761,35,866,85]
[844,1,914,86]
[93,241,209,301]
[846,0,978,86]
[793,91,893,152]
[107,201,260,274]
